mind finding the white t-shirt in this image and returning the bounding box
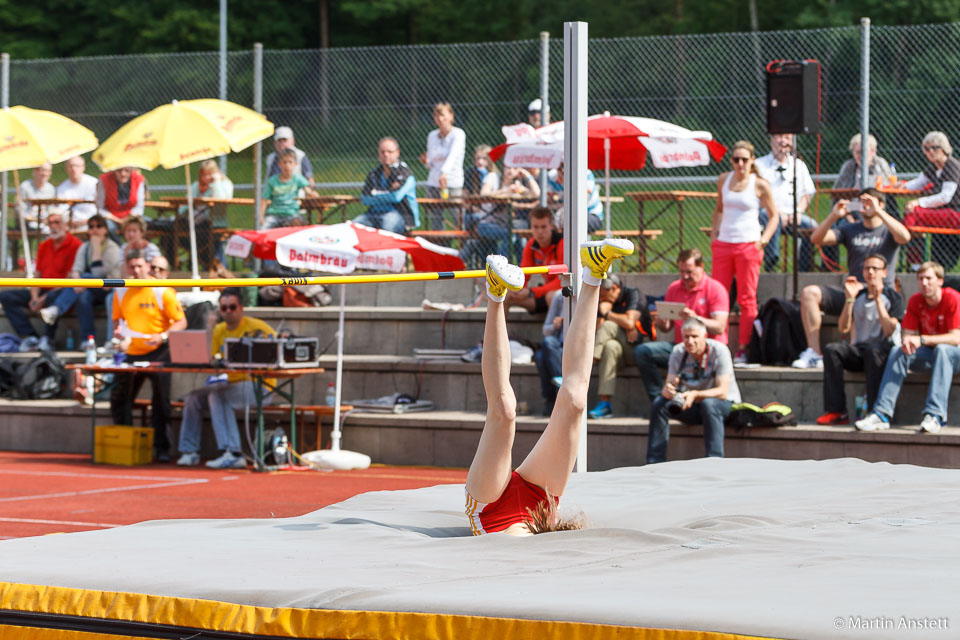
[426,127,466,189]
[718,173,762,243]
[56,174,99,223]
[17,180,55,219]
[755,152,816,218]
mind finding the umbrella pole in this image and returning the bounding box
[184,164,201,289]
[604,138,611,238]
[331,284,345,452]
[13,170,34,278]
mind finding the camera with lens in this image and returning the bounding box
[666,392,687,415]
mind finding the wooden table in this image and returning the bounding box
[625,190,717,271]
[300,195,359,224]
[68,363,324,469]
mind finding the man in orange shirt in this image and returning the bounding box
[505,207,564,314]
[109,249,186,462]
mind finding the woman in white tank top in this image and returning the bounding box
[710,140,780,362]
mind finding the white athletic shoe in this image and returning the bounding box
[485,255,524,301]
[205,451,247,469]
[919,414,943,434]
[40,305,60,326]
[855,412,890,432]
[177,452,201,466]
[791,347,823,369]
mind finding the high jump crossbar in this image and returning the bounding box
[0,264,569,289]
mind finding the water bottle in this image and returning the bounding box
[84,335,97,366]
[855,394,868,420]
[325,382,337,407]
[65,331,75,351]
[440,187,450,200]
[888,162,897,187]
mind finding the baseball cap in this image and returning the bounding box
[274,126,293,140]
[528,98,543,112]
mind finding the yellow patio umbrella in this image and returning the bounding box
[93,99,274,280]
[0,106,99,277]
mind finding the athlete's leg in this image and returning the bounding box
[465,256,525,503]
[517,239,633,495]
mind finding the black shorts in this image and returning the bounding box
[819,285,847,316]
[532,294,549,314]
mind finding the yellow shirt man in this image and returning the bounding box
[112,287,185,356]
[212,315,276,386]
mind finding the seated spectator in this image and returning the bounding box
[259,149,318,229]
[589,273,642,420]
[39,214,121,344]
[794,189,910,368]
[856,261,960,434]
[500,166,542,255]
[150,255,170,278]
[527,98,548,128]
[634,248,729,402]
[96,167,146,238]
[265,126,314,184]
[177,288,275,470]
[17,163,55,227]
[533,293,564,416]
[355,137,419,235]
[56,156,99,231]
[460,145,510,269]
[0,211,81,351]
[902,131,960,270]
[547,163,603,233]
[817,254,904,425]
[119,216,161,264]
[646,318,740,464]
[166,159,234,267]
[505,207,562,314]
[110,249,187,462]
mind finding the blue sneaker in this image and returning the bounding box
[551,376,563,388]
[588,400,612,419]
[461,344,483,363]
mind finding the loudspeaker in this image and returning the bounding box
[766,61,820,135]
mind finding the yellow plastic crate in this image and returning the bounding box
[94,425,154,466]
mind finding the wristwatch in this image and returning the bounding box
[920,335,926,346]
[160,332,169,343]
[603,310,610,320]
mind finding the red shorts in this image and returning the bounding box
[464,471,558,536]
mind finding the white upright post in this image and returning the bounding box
[1,52,8,271]
[859,18,871,191]
[253,43,263,233]
[564,21,589,472]
[218,0,228,175]
[538,31,550,206]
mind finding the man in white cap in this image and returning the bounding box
[265,126,314,185]
[528,98,548,128]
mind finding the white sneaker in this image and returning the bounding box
[176,452,201,466]
[205,451,247,469]
[855,412,890,432]
[39,305,60,325]
[791,347,823,369]
[37,336,53,352]
[920,414,943,434]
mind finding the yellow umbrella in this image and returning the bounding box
[93,99,274,279]
[0,106,99,277]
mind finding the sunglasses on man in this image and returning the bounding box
[220,303,238,312]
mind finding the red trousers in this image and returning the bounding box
[711,239,762,349]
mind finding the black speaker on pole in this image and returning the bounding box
[766,60,820,135]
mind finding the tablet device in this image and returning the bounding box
[655,301,687,321]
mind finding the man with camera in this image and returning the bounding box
[646,317,740,464]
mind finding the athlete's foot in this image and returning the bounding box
[580,239,634,285]
[486,254,524,302]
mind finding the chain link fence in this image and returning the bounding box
[5,21,960,273]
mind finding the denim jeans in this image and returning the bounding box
[647,395,730,464]
[52,285,111,343]
[633,340,674,401]
[353,210,407,236]
[178,380,271,455]
[0,287,70,338]
[460,214,512,268]
[759,208,816,272]
[534,334,563,408]
[872,344,960,423]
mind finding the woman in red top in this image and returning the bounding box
[464,238,633,536]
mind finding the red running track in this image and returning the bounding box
[0,451,467,540]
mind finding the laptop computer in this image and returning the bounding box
[168,330,212,365]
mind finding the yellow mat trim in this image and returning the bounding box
[0,581,781,640]
[0,626,154,640]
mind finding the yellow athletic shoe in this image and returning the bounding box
[485,255,524,301]
[580,239,634,280]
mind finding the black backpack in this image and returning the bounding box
[0,358,18,397]
[747,297,807,365]
[17,352,66,399]
[726,401,798,430]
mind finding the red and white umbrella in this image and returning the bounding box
[224,221,464,273]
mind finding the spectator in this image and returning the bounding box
[547,163,603,233]
[356,137,419,235]
[902,131,960,270]
[259,149,318,230]
[55,156,98,231]
[177,288,275,470]
[0,211,81,351]
[505,207,562,314]
[420,102,466,233]
[856,261,960,434]
[755,133,817,271]
[817,254,904,425]
[120,216,161,264]
[265,126,314,184]
[646,317,741,464]
[460,144,509,268]
[534,293,564,416]
[633,248,729,401]
[96,167,146,237]
[710,140,779,363]
[794,189,910,368]
[39,214,121,344]
[170,159,234,267]
[528,98,548,128]
[110,248,187,462]
[17,162,55,227]
[588,273,642,419]
[150,255,170,278]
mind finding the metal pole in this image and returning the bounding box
[792,145,798,301]
[859,17,871,191]
[253,43,263,233]
[218,0,228,175]
[564,21,588,473]
[539,31,550,206]
[1,52,8,271]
